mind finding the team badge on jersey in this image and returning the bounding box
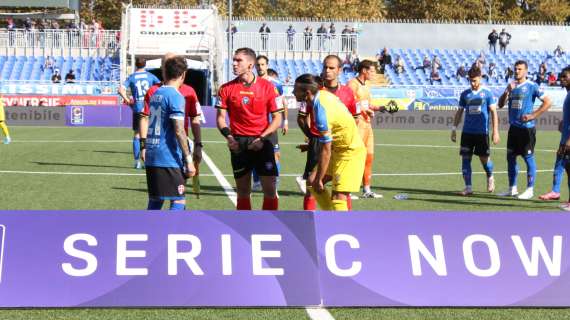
[242,96,250,105]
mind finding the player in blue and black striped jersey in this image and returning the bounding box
[498,60,552,200]
[118,57,160,169]
[144,56,195,211]
[451,65,500,196]
[556,66,570,211]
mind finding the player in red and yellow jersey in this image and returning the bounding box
[347,59,388,199]
[0,95,10,144]
[216,47,284,210]
[297,54,359,210]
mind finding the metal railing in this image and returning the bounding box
[228,32,358,54]
[0,29,121,50]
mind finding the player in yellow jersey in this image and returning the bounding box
[347,60,390,198]
[0,95,11,144]
[293,74,366,211]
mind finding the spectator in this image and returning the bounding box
[227,23,237,43]
[499,28,511,54]
[488,63,497,79]
[303,26,312,51]
[44,56,54,72]
[342,55,352,73]
[329,23,336,38]
[414,56,431,72]
[349,27,357,52]
[476,51,486,67]
[394,55,404,74]
[536,62,547,85]
[547,72,557,86]
[504,66,514,82]
[286,25,296,51]
[341,25,350,51]
[430,68,442,85]
[316,24,327,51]
[7,17,15,46]
[65,69,76,83]
[259,22,270,51]
[349,49,360,72]
[554,45,565,58]
[432,55,442,70]
[455,65,467,80]
[377,47,392,74]
[488,29,499,54]
[51,69,62,83]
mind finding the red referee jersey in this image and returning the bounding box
[143,83,202,134]
[216,76,283,136]
[298,84,359,137]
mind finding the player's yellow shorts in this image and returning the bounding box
[327,147,366,193]
[358,120,374,154]
[0,104,5,122]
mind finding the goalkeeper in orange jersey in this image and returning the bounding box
[347,60,397,199]
[0,95,11,144]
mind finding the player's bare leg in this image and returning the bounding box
[307,170,332,210]
[479,156,495,192]
[332,192,350,211]
[235,172,253,210]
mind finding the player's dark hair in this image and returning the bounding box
[468,65,482,78]
[235,47,257,62]
[357,59,374,73]
[163,56,188,81]
[514,60,528,69]
[323,55,342,68]
[267,68,279,78]
[295,73,322,95]
[256,55,269,64]
[561,65,570,77]
[135,57,146,69]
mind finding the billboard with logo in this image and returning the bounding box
[2,95,119,107]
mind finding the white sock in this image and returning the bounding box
[363,185,371,193]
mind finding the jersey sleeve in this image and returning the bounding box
[459,91,467,109]
[268,84,283,114]
[487,90,498,108]
[142,85,158,116]
[215,86,228,110]
[185,89,202,118]
[298,101,309,117]
[168,90,185,121]
[122,76,131,89]
[533,83,546,101]
[313,98,332,143]
[150,73,160,85]
[345,87,359,118]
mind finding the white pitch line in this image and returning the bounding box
[306,307,335,320]
[200,150,237,206]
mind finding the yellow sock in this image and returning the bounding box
[332,199,348,211]
[308,186,333,210]
[0,122,9,137]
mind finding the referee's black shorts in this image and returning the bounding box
[303,135,320,180]
[230,136,278,179]
[146,166,186,200]
[507,126,536,156]
[459,133,490,157]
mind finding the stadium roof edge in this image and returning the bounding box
[232,16,569,26]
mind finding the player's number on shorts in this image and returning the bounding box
[135,80,150,99]
[149,105,162,136]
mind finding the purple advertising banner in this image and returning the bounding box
[65,105,218,128]
[0,211,320,307]
[0,210,569,307]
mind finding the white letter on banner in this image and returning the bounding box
[61,233,98,277]
[117,234,148,276]
[167,234,204,276]
[512,235,562,276]
[408,235,447,276]
[463,234,501,277]
[221,234,232,276]
[325,234,362,277]
[251,234,284,276]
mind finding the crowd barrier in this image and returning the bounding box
[0,210,567,307]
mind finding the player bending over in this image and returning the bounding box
[450,65,499,196]
[497,60,552,199]
[293,74,366,211]
[142,56,195,210]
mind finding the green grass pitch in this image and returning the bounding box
[1,126,570,319]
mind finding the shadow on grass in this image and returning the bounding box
[92,150,132,155]
[111,185,229,198]
[32,161,132,170]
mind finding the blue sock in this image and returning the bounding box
[276,160,281,187]
[252,168,260,184]
[133,137,140,160]
[552,155,564,193]
[147,198,163,210]
[523,154,536,188]
[170,202,186,210]
[482,159,494,178]
[507,153,518,188]
[462,157,472,187]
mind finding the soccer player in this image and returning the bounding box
[216,47,283,210]
[538,128,566,201]
[347,59,388,199]
[450,66,500,196]
[297,54,358,210]
[142,56,195,210]
[555,67,570,211]
[0,95,11,144]
[118,57,160,169]
[252,56,288,192]
[293,74,366,211]
[497,60,552,199]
